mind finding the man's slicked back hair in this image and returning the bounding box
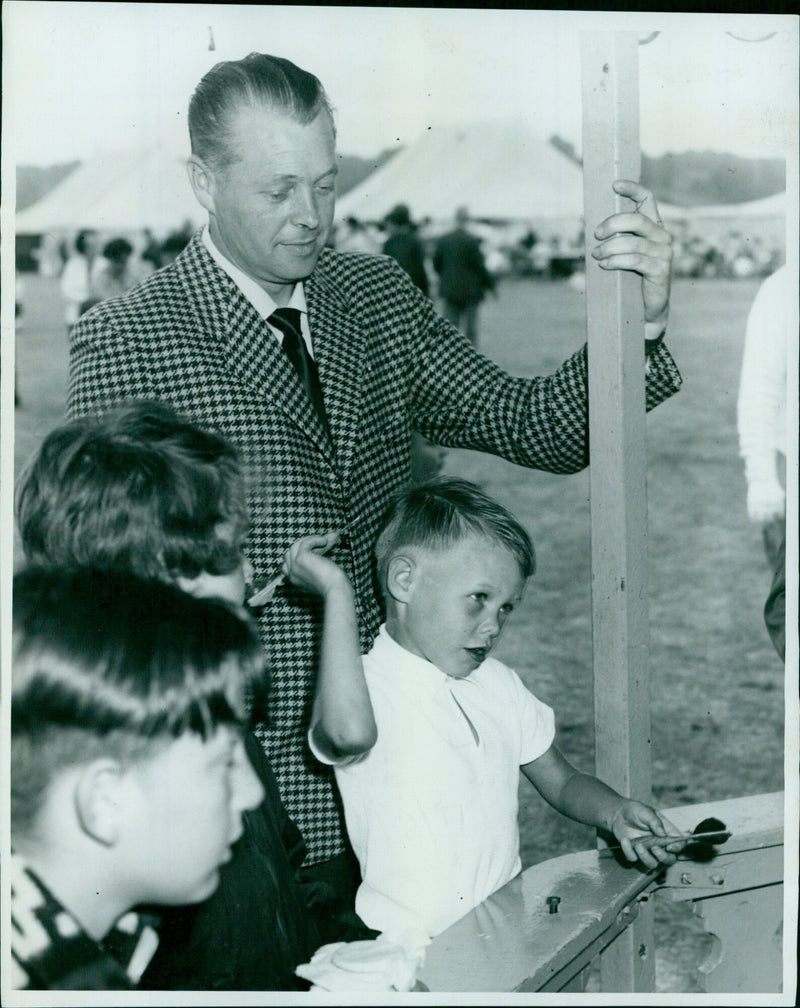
[11,566,265,835]
[374,476,536,591]
[188,52,335,171]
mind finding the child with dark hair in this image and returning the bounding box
[10,566,265,990]
[14,400,367,991]
[283,477,682,939]
[16,399,250,597]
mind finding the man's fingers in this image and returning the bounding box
[594,252,667,276]
[612,179,662,221]
[595,213,672,243]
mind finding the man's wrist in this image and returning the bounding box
[644,320,667,348]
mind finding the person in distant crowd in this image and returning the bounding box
[382,203,429,296]
[10,565,265,990]
[140,228,164,271]
[59,228,99,328]
[285,478,683,939]
[432,206,495,346]
[737,263,790,664]
[764,533,786,663]
[89,238,147,305]
[36,233,65,279]
[380,203,443,481]
[15,400,375,991]
[335,215,379,254]
[14,272,26,406]
[159,230,193,267]
[68,51,680,910]
[737,263,788,572]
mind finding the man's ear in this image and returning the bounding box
[187,156,216,214]
[385,554,416,604]
[75,759,123,847]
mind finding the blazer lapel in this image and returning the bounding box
[176,237,335,458]
[306,265,367,479]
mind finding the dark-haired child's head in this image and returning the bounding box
[11,566,265,930]
[16,400,252,605]
[375,477,535,679]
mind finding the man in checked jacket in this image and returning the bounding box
[68,52,681,907]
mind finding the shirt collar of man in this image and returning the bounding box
[202,226,308,322]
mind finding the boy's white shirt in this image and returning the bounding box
[309,624,555,939]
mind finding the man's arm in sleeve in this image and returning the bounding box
[407,287,681,474]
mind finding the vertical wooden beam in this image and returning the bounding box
[580,31,654,992]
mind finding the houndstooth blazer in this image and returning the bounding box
[68,233,682,863]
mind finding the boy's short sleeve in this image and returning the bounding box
[307,728,335,766]
[306,728,366,769]
[508,669,556,766]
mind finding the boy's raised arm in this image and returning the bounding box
[522,743,681,869]
[282,534,377,764]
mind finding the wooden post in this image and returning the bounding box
[580,31,654,992]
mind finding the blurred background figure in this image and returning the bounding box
[382,203,429,296]
[35,233,65,278]
[380,203,444,482]
[433,206,495,347]
[336,216,379,254]
[764,533,786,663]
[140,227,164,272]
[14,272,25,406]
[737,263,788,571]
[89,237,145,305]
[381,203,445,481]
[159,229,193,267]
[59,229,98,329]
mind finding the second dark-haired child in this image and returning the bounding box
[284,477,683,940]
[10,566,265,990]
[14,400,370,991]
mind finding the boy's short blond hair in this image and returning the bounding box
[374,476,535,592]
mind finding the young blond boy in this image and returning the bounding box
[10,566,264,989]
[284,477,681,939]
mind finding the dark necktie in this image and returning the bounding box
[268,308,330,438]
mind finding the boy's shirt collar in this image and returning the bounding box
[373,624,480,697]
[9,851,160,991]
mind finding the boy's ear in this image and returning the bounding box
[75,759,123,847]
[385,554,416,604]
[186,156,216,214]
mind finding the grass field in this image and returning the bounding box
[12,272,787,992]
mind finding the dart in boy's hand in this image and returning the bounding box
[607,816,731,864]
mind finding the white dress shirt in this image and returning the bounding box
[201,226,315,356]
[314,625,555,939]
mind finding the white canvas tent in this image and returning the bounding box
[15,146,201,235]
[682,190,786,220]
[664,190,786,250]
[336,120,585,224]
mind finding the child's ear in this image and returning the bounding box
[386,554,416,604]
[75,759,123,847]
